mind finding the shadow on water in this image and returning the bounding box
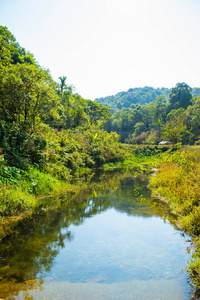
[0,167,192,299]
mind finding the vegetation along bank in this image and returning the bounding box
[150,146,200,299]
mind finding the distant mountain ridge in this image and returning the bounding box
[95,86,200,111]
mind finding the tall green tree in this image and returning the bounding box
[83,99,112,126]
[154,95,168,123]
[169,82,192,110]
[0,63,59,129]
[161,108,189,144]
[58,76,67,95]
[185,96,200,143]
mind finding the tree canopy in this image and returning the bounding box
[169,82,192,110]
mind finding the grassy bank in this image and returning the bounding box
[103,144,167,170]
[149,145,200,298]
[0,160,87,238]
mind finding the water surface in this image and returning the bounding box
[0,169,192,299]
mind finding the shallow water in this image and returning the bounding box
[0,170,192,299]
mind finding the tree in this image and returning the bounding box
[58,76,67,95]
[162,116,189,144]
[185,96,200,143]
[0,26,35,66]
[169,82,192,110]
[134,122,147,136]
[154,95,168,123]
[0,63,59,129]
[83,100,112,126]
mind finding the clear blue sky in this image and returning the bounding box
[1,0,200,100]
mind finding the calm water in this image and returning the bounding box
[0,169,192,299]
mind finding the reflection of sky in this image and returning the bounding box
[41,207,190,287]
[84,199,95,214]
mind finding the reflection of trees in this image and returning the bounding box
[0,170,120,298]
[92,170,174,220]
[0,192,110,278]
[109,175,168,217]
[0,279,44,300]
[0,167,176,299]
[93,170,178,229]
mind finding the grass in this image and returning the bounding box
[103,144,165,170]
[149,145,200,298]
[0,166,87,239]
[0,161,84,237]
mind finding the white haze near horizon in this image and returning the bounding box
[0,0,200,100]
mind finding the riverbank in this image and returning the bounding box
[149,145,200,298]
[0,170,87,239]
[0,155,94,238]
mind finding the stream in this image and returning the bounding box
[0,168,192,299]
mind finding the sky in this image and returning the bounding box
[0,0,200,100]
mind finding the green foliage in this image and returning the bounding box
[0,157,34,215]
[0,155,73,216]
[0,26,35,67]
[0,122,48,169]
[161,118,188,144]
[58,75,67,95]
[96,86,171,111]
[185,96,200,144]
[50,92,112,130]
[104,85,200,145]
[96,85,199,113]
[44,125,125,170]
[169,82,192,110]
[0,186,36,216]
[0,62,59,128]
[0,119,126,216]
[149,146,200,297]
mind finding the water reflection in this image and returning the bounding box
[0,168,191,299]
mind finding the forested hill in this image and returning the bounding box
[95,86,200,111]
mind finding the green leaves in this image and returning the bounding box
[169,82,192,110]
[161,120,188,144]
[0,63,59,128]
